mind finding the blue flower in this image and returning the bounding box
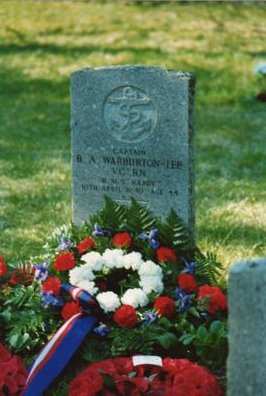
[176,288,191,313]
[180,257,197,275]
[93,322,110,337]
[92,223,111,237]
[41,292,63,308]
[56,237,73,252]
[142,311,158,326]
[34,261,50,281]
[138,228,160,249]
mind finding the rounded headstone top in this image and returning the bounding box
[71,65,196,82]
[230,257,266,274]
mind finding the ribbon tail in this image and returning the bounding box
[23,313,97,396]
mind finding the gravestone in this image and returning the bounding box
[71,66,195,235]
[228,257,266,396]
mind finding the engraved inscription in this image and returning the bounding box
[77,148,182,201]
[103,86,157,143]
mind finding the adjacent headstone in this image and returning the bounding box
[71,66,195,235]
[228,257,266,396]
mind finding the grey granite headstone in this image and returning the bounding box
[71,66,195,236]
[228,257,266,396]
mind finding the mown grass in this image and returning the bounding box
[0,1,265,270]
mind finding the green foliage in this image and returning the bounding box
[158,209,191,252]
[89,197,192,253]
[109,325,161,357]
[157,332,179,350]
[109,318,180,359]
[43,224,74,253]
[80,336,110,363]
[179,320,228,370]
[78,312,227,374]
[90,196,127,232]
[125,198,156,234]
[89,196,158,237]
[195,250,224,285]
[2,283,38,309]
[0,284,57,354]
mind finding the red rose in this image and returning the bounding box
[77,237,95,255]
[154,296,176,318]
[178,273,198,293]
[197,284,227,314]
[42,277,61,295]
[157,247,178,263]
[54,252,75,271]
[0,257,7,278]
[113,232,132,249]
[9,269,33,286]
[61,301,82,321]
[113,305,137,328]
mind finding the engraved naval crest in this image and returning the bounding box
[103,86,157,143]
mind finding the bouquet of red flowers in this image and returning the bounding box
[69,356,223,396]
[0,342,27,395]
[0,198,227,395]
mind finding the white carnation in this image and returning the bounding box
[69,264,95,285]
[140,276,164,294]
[139,260,162,277]
[123,252,144,271]
[102,249,124,269]
[77,280,98,295]
[96,291,121,313]
[81,251,104,271]
[121,288,148,308]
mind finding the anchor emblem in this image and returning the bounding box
[103,86,157,143]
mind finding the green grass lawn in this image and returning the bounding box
[0,1,265,271]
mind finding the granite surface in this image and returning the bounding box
[228,257,266,396]
[71,66,195,235]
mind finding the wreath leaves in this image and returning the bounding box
[125,198,156,234]
[158,209,190,252]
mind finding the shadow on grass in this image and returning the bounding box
[0,66,70,179]
[246,51,266,58]
[1,41,254,60]
[0,42,165,57]
[0,65,67,96]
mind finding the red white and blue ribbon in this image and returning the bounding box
[23,284,99,396]
[61,283,98,309]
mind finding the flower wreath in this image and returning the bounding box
[0,342,28,395]
[69,249,163,313]
[0,198,227,396]
[69,356,223,396]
